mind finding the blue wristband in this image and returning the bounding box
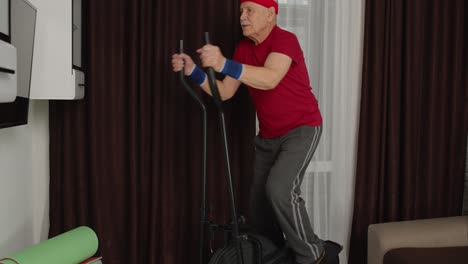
[188,65,207,86]
[221,59,243,79]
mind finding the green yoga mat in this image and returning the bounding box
[1,226,98,264]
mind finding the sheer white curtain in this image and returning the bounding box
[276,1,365,263]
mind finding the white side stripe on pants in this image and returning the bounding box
[290,126,321,259]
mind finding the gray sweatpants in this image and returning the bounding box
[249,125,323,264]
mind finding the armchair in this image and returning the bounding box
[367,216,468,264]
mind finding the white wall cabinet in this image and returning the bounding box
[0,0,17,103]
[29,0,84,100]
[0,0,9,38]
[0,41,17,103]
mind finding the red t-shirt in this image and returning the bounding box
[233,26,322,138]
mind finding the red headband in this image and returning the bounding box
[240,0,279,14]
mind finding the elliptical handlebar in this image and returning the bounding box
[178,39,208,264]
[178,34,243,264]
[203,32,240,238]
[203,32,243,264]
[203,32,223,109]
[179,40,207,110]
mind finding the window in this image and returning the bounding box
[275,1,365,245]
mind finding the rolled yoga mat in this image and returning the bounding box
[0,226,99,264]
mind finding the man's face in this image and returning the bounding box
[239,2,272,42]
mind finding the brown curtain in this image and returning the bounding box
[49,0,256,263]
[349,0,468,263]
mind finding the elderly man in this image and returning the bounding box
[172,0,341,263]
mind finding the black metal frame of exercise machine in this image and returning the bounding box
[178,32,244,264]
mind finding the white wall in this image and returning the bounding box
[0,100,49,257]
[0,0,81,257]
